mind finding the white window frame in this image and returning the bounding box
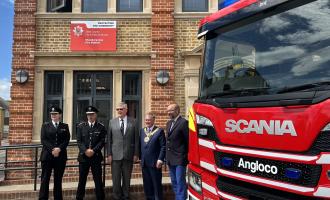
[49,0,66,11]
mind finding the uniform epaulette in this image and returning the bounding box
[78,122,87,126]
[98,122,105,126]
[44,122,50,125]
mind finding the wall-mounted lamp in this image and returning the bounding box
[156,70,169,85]
[16,69,29,84]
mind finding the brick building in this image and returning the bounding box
[9,0,219,179]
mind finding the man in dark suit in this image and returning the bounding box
[166,103,189,200]
[107,102,140,200]
[76,106,106,200]
[140,112,166,200]
[39,106,70,200]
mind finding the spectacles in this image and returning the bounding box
[116,108,125,111]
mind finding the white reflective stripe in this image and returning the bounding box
[202,182,217,195]
[218,168,314,193]
[197,30,208,39]
[198,139,216,150]
[316,154,330,164]
[313,187,330,197]
[215,144,318,162]
[188,190,199,200]
[218,191,244,200]
[200,161,217,173]
[198,138,318,162]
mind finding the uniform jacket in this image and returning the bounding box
[165,116,189,166]
[140,126,166,168]
[40,122,70,162]
[76,121,106,162]
[107,117,140,161]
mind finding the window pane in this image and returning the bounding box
[46,73,63,95]
[95,100,111,130]
[47,0,72,12]
[200,0,330,98]
[124,73,140,96]
[82,0,107,12]
[76,100,90,124]
[126,100,139,120]
[76,74,92,95]
[182,0,208,12]
[73,99,90,139]
[96,74,112,95]
[51,0,65,8]
[117,0,143,12]
[122,71,142,127]
[44,72,63,122]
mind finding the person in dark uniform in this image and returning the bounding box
[39,106,70,200]
[140,112,166,200]
[76,106,106,200]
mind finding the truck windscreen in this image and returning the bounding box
[200,0,330,99]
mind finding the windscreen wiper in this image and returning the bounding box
[206,87,270,99]
[277,81,330,94]
[206,90,242,98]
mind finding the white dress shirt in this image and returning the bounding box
[119,116,128,135]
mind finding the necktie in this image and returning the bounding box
[90,123,93,129]
[170,120,175,132]
[120,119,124,135]
[55,122,58,129]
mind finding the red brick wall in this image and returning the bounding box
[151,0,175,127]
[8,0,37,179]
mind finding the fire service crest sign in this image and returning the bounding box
[70,21,117,51]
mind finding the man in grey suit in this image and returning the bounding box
[107,102,140,200]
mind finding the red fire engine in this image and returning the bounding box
[188,0,330,199]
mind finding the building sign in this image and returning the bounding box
[70,21,117,51]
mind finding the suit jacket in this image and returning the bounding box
[166,116,189,166]
[107,117,140,161]
[76,121,106,162]
[140,126,166,168]
[40,122,70,162]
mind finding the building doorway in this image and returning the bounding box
[73,72,113,139]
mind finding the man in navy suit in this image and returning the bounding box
[166,103,189,200]
[140,112,166,200]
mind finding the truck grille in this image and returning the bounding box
[214,152,321,187]
[307,130,330,155]
[216,176,322,200]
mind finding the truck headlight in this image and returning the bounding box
[196,114,214,127]
[188,170,202,194]
[196,114,214,137]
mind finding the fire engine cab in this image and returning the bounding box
[188,0,330,199]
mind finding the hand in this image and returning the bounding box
[156,160,163,169]
[107,155,112,164]
[133,155,139,163]
[85,149,94,157]
[52,148,61,157]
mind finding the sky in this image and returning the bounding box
[0,0,14,100]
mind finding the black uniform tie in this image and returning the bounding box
[55,122,58,129]
[120,119,124,135]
